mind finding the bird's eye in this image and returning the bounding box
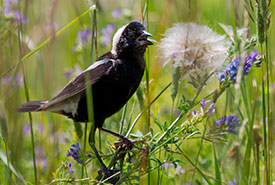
[129,32,135,39]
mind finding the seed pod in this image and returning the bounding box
[256,2,266,44]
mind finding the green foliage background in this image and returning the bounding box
[0,0,275,184]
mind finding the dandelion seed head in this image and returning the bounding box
[160,23,229,77]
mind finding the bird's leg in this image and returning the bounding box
[88,124,110,177]
[99,127,137,149]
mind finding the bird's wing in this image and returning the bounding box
[45,58,115,108]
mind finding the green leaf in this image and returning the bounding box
[164,121,169,131]
[0,116,8,142]
[153,120,163,131]
[171,65,180,101]
[213,144,222,185]
[73,121,83,139]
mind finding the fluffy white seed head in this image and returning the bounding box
[159,23,230,78]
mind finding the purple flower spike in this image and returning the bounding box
[243,50,262,76]
[213,114,240,134]
[226,59,240,83]
[67,143,84,164]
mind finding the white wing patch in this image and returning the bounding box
[83,58,113,73]
[47,94,81,117]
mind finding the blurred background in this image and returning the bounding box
[0,0,275,184]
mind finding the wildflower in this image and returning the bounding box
[159,23,229,78]
[67,143,91,164]
[67,143,83,164]
[176,165,185,175]
[101,24,115,47]
[217,59,240,84]
[68,163,75,173]
[1,74,23,87]
[77,29,92,46]
[4,0,28,24]
[163,162,185,174]
[163,163,169,169]
[213,114,241,134]
[243,50,262,76]
[226,59,240,83]
[63,69,74,80]
[1,75,12,85]
[112,8,122,18]
[23,124,30,135]
[200,99,215,117]
[15,74,23,87]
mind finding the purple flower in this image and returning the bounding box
[16,74,23,87]
[163,163,169,169]
[67,143,85,164]
[1,75,12,85]
[217,59,240,84]
[226,59,240,83]
[77,29,92,46]
[228,178,237,185]
[1,74,23,87]
[4,9,11,15]
[243,50,262,76]
[4,0,18,10]
[64,69,74,80]
[112,9,122,18]
[68,163,75,173]
[214,114,240,134]
[176,165,185,174]
[4,0,28,25]
[217,71,227,83]
[200,99,215,117]
[23,124,30,135]
[101,24,114,47]
[205,103,215,117]
[13,10,28,24]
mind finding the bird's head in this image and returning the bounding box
[111,21,153,57]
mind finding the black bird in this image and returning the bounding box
[18,21,153,176]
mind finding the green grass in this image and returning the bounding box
[0,0,275,184]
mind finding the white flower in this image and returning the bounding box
[159,23,230,78]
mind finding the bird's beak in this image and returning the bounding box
[137,30,153,46]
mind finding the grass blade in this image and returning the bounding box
[0,151,27,185]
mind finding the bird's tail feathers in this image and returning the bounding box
[17,101,48,112]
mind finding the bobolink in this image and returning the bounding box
[18,21,153,177]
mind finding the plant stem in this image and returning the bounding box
[17,19,38,185]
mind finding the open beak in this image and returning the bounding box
[137,30,153,46]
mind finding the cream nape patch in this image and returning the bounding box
[111,24,128,56]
